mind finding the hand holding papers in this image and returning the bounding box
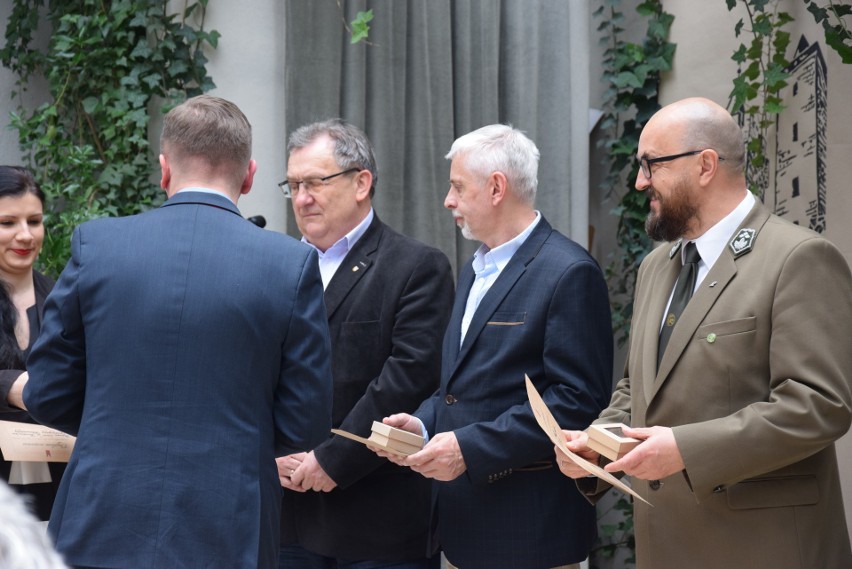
[587,423,641,462]
[524,375,651,506]
[332,421,425,457]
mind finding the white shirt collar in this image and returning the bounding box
[302,208,374,259]
[689,190,755,270]
[472,211,542,276]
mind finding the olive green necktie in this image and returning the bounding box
[657,242,700,369]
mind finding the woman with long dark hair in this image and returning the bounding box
[0,165,63,521]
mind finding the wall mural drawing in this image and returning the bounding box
[773,35,828,233]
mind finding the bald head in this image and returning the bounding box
[638,98,751,241]
[647,97,746,175]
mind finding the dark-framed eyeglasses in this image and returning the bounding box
[278,168,360,199]
[638,150,723,179]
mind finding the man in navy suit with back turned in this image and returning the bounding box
[277,119,453,569]
[375,125,613,569]
[23,95,333,569]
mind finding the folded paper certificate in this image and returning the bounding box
[524,375,651,506]
[0,420,76,462]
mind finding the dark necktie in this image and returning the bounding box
[657,242,701,368]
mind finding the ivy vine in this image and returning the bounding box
[804,0,851,63]
[727,0,793,196]
[596,0,675,350]
[0,0,220,276]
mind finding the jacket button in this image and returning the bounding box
[445,394,457,405]
[649,480,662,491]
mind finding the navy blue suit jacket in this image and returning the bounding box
[281,215,453,561]
[415,216,613,569]
[24,191,333,569]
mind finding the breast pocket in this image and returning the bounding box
[696,316,756,341]
[486,311,526,327]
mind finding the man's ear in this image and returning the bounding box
[354,169,373,203]
[489,171,508,205]
[159,154,170,192]
[697,149,721,188]
[240,159,258,196]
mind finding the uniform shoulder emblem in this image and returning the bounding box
[729,228,756,258]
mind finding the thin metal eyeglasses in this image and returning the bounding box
[278,168,360,198]
[638,149,724,179]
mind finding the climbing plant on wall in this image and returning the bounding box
[726,0,793,196]
[596,0,675,349]
[0,0,219,276]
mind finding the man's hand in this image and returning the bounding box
[277,452,307,492]
[368,413,424,466]
[605,426,684,480]
[405,431,466,481]
[289,451,337,492]
[7,372,27,410]
[555,429,600,478]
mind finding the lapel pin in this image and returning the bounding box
[352,266,359,272]
[708,281,717,288]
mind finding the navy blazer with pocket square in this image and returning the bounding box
[415,216,613,569]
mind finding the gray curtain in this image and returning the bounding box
[284,0,588,274]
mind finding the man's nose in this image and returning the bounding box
[444,189,456,209]
[635,168,651,191]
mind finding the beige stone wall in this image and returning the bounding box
[664,0,852,544]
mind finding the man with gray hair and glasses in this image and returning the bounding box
[277,119,453,569]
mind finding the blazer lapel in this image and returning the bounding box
[323,215,382,320]
[449,218,553,379]
[649,201,772,402]
[639,245,682,404]
[445,263,475,366]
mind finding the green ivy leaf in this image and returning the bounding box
[825,27,852,64]
[764,101,785,115]
[763,64,788,89]
[350,9,373,44]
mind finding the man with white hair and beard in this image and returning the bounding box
[374,124,613,569]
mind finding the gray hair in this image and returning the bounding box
[0,481,68,569]
[287,119,378,197]
[160,95,252,187]
[445,124,539,205]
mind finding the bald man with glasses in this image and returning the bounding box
[557,97,852,569]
